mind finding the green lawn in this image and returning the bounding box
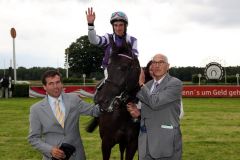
[0,98,239,160]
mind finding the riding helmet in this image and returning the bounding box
[110,11,128,25]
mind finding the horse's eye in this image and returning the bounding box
[116,66,121,70]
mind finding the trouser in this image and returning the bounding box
[141,150,182,160]
[9,89,12,98]
[139,128,182,160]
[4,88,8,98]
[0,87,3,98]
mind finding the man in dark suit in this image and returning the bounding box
[127,53,183,160]
[0,75,9,98]
[28,70,100,160]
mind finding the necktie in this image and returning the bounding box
[55,100,64,128]
[152,82,159,93]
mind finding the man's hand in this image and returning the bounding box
[86,7,95,24]
[127,102,140,118]
[51,146,66,160]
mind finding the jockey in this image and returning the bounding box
[86,7,139,78]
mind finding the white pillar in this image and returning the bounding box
[10,28,17,84]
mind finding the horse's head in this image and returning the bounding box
[95,54,140,112]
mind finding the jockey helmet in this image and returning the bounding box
[110,11,128,25]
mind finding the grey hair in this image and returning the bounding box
[152,53,169,63]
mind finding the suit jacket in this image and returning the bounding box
[28,93,100,160]
[137,73,182,159]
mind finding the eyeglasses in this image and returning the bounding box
[152,60,166,65]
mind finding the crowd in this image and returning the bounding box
[0,75,13,98]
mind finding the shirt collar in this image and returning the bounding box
[47,94,63,105]
[154,74,167,85]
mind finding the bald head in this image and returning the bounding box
[151,53,169,80]
[152,53,168,64]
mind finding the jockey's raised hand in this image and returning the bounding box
[86,7,95,24]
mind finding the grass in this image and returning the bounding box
[0,98,240,160]
[181,98,240,160]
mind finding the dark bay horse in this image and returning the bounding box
[87,50,141,160]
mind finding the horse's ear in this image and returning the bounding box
[134,58,141,74]
[133,57,140,65]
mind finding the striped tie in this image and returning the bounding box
[55,100,64,128]
[152,82,159,93]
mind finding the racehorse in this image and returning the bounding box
[86,42,141,160]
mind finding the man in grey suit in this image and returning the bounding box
[28,70,100,160]
[127,53,183,160]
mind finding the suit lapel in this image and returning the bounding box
[41,96,57,122]
[158,74,170,91]
[146,80,154,89]
[62,93,71,121]
[152,74,171,92]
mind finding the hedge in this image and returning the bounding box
[192,74,239,85]
[12,84,29,97]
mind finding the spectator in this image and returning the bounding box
[8,76,13,98]
[127,53,183,160]
[1,76,9,98]
[144,60,153,83]
[0,76,2,98]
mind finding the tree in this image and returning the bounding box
[66,35,104,77]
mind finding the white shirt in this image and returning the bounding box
[47,94,66,117]
[150,75,166,93]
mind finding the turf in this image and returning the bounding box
[0,98,239,160]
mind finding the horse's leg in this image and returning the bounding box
[101,139,113,160]
[125,140,138,160]
[119,142,126,160]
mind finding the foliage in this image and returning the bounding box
[0,67,67,81]
[66,35,104,77]
[89,72,104,80]
[192,74,239,84]
[0,98,240,160]
[227,75,238,84]
[12,84,29,97]
[62,78,94,84]
[169,66,204,81]
[169,66,240,84]
[0,64,239,82]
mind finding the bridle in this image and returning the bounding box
[102,54,138,112]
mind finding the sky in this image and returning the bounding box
[1,0,240,69]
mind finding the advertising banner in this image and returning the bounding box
[30,85,240,98]
[183,85,240,97]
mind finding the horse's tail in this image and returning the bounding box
[85,117,99,133]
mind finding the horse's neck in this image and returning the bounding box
[109,35,133,58]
